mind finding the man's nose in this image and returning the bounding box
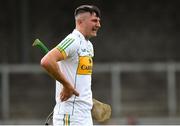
[97,21,101,28]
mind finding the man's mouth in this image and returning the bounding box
[92,28,98,32]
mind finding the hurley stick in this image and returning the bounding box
[32,39,49,54]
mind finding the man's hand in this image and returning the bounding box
[60,85,79,101]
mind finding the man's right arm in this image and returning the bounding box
[40,47,79,101]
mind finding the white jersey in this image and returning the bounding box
[54,29,94,117]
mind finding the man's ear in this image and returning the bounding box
[77,18,83,25]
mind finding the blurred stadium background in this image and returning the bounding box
[0,0,179,125]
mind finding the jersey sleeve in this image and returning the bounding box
[56,36,79,59]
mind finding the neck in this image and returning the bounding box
[75,26,89,40]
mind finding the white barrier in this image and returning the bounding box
[0,62,179,120]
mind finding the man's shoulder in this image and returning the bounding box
[64,33,81,44]
[69,32,81,41]
[58,33,80,50]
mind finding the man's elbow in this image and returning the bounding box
[40,56,49,69]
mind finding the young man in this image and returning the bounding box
[41,5,101,126]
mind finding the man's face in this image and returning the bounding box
[81,12,101,39]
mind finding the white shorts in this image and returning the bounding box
[53,113,93,126]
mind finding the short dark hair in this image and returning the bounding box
[74,5,101,18]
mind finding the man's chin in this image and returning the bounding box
[88,33,97,39]
[92,33,97,37]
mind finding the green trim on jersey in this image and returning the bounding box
[57,37,75,51]
[63,114,70,126]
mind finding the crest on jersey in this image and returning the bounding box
[77,56,93,75]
